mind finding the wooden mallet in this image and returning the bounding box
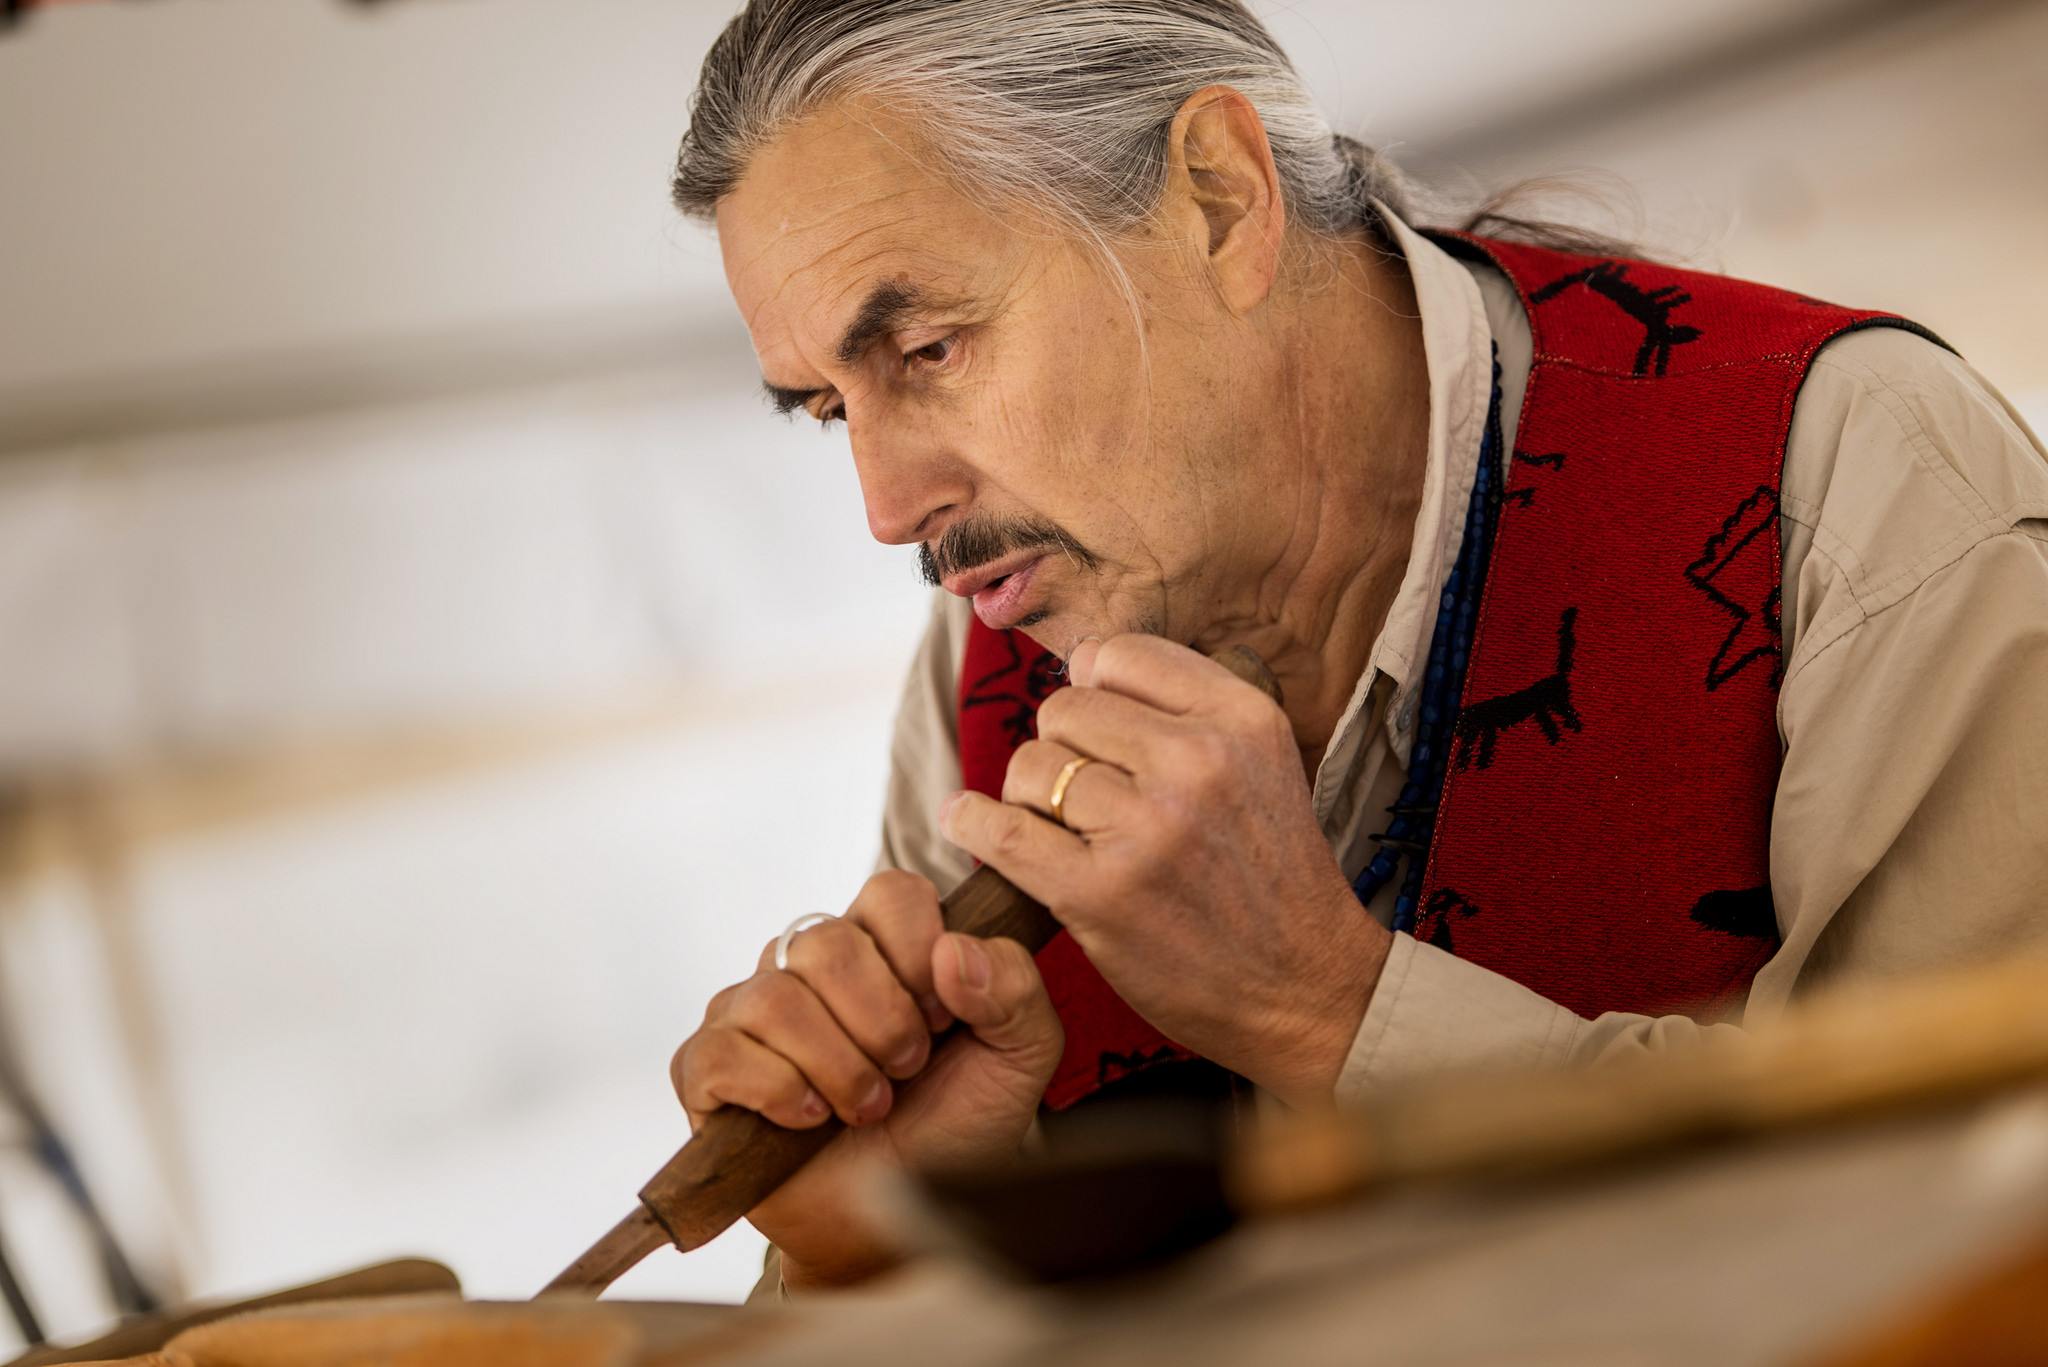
[540,644,1283,1296]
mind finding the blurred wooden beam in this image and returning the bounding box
[0,668,866,889]
[1420,0,2032,166]
[0,305,727,459]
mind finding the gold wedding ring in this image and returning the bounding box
[1047,755,1096,830]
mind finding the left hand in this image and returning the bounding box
[939,633,1392,1105]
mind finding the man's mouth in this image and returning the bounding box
[943,552,1049,631]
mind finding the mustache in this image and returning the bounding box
[918,516,1101,589]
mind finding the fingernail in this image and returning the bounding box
[939,790,966,835]
[888,1036,927,1075]
[855,1078,892,1125]
[918,991,953,1033]
[953,935,992,991]
[798,1088,828,1122]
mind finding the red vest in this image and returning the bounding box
[957,234,1941,1109]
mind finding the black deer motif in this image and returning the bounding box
[1690,885,1778,940]
[1529,261,1703,377]
[1506,449,1569,509]
[961,632,1065,748]
[1452,607,1584,771]
[1420,887,1484,954]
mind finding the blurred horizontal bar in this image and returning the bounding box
[0,303,718,457]
[1419,0,2027,167]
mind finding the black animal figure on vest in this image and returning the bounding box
[960,633,1064,748]
[1452,607,1584,771]
[1690,884,1778,940]
[1529,261,1704,377]
[1506,449,1569,509]
[1421,887,1484,954]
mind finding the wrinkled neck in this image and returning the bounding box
[1193,239,1432,776]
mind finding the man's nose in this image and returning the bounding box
[849,421,971,546]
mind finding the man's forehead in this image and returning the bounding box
[717,105,1001,345]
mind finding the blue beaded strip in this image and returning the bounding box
[1352,349,1506,933]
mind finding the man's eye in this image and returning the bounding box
[905,336,956,368]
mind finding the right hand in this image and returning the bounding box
[670,870,1063,1290]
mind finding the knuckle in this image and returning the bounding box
[764,1073,818,1123]
[1096,634,1138,679]
[885,989,931,1044]
[877,1030,928,1078]
[843,978,926,1065]
[836,974,910,1038]
[1002,740,1055,802]
[669,1040,694,1098]
[987,809,1028,861]
[856,871,938,939]
[873,874,940,929]
[820,1055,884,1108]
[858,912,941,1001]
[730,972,801,1032]
[894,1019,930,1063]
[1244,695,1291,747]
[768,1068,811,1108]
[862,906,939,972]
[788,919,859,977]
[1214,690,1256,732]
[808,916,857,954]
[1035,689,1075,731]
[865,867,930,907]
[1181,731,1233,790]
[671,1029,726,1103]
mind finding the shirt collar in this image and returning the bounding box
[1310,207,1528,814]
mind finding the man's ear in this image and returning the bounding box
[1161,85,1286,315]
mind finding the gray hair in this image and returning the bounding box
[671,0,1413,255]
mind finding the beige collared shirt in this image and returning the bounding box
[873,213,2048,1097]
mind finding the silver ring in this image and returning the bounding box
[774,912,836,972]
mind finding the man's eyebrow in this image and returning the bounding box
[835,279,955,365]
[758,280,970,415]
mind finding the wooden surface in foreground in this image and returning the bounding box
[25,952,2048,1365]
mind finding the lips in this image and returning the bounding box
[940,548,1047,601]
[947,553,1048,631]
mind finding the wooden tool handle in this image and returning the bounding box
[542,643,1283,1295]
[628,864,1064,1258]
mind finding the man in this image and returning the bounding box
[663,0,2048,1294]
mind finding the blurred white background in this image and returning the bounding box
[0,0,2043,1351]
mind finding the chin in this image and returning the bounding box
[1020,612,1122,664]
[1013,610,1059,653]
[1006,611,1073,659]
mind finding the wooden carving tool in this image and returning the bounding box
[541,644,1283,1296]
